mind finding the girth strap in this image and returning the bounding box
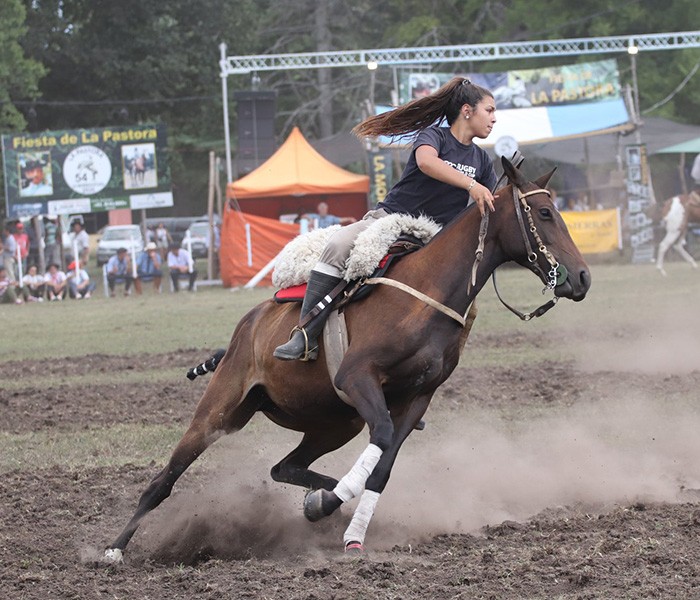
[364,277,467,327]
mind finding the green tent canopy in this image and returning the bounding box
[655,137,700,154]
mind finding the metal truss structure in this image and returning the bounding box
[220,31,700,180]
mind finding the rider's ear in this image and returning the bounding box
[534,167,557,189]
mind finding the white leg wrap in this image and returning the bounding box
[333,443,382,503]
[103,548,123,563]
[343,490,381,546]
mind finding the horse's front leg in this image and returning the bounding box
[342,394,432,553]
[303,370,394,527]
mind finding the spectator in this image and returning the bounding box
[44,263,67,301]
[105,247,136,297]
[0,266,22,304]
[44,216,61,267]
[691,153,700,191]
[22,264,45,302]
[135,242,163,293]
[1,227,18,281]
[12,222,30,273]
[70,220,90,264]
[66,260,95,299]
[167,243,197,292]
[155,222,172,259]
[303,202,357,229]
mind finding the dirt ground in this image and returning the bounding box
[2,328,700,599]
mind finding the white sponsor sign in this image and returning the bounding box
[129,191,174,210]
[48,198,92,215]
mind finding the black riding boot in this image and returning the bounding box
[273,270,342,361]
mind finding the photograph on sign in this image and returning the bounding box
[122,143,157,190]
[18,152,53,197]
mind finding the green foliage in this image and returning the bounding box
[0,0,44,131]
[0,1,697,217]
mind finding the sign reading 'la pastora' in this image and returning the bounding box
[2,124,172,219]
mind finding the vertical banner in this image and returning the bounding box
[624,144,655,263]
[369,149,393,206]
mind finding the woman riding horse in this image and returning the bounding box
[274,77,498,361]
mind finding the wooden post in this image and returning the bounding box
[33,216,46,274]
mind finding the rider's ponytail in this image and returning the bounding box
[352,77,493,139]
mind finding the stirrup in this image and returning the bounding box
[289,326,319,362]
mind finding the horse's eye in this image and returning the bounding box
[539,207,553,219]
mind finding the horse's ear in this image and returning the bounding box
[501,155,528,187]
[534,167,557,189]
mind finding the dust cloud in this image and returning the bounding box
[381,393,700,544]
[573,305,700,374]
[140,385,700,561]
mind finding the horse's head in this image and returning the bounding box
[496,156,591,301]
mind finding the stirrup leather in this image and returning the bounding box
[288,326,318,362]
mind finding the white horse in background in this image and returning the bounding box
[656,191,700,276]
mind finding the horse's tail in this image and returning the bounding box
[186,349,226,380]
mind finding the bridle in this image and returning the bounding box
[361,159,570,327]
[470,182,568,321]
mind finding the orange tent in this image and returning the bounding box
[227,126,370,221]
[220,208,300,288]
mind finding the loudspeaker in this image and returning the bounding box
[234,91,277,176]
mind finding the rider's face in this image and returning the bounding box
[467,97,497,139]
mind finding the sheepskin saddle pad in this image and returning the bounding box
[272,213,441,293]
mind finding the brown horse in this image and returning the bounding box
[656,191,700,276]
[103,157,591,562]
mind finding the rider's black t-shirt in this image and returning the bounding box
[378,126,497,226]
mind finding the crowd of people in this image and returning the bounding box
[0,218,198,305]
[104,242,197,297]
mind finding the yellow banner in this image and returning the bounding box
[561,208,621,254]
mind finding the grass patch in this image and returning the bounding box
[0,416,287,473]
[0,366,186,391]
[0,286,271,361]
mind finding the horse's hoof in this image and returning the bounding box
[304,489,327,522]
[304,489,340,522]
[102,548,123,564]
[345,541,365,554]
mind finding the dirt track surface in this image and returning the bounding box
[3,339,700,599]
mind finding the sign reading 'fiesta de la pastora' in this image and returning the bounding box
[2,124,172,219]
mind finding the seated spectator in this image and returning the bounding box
[303,201,357,229]
[66,260,95,299]
[0,266,22,304]
[44,263,67,301]
[135,242,163,293]
[22,264,46,302]
[106,247,136,297]
[167,243,197,292]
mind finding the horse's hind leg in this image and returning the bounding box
[656,230,678,276]
[104,366,260,562]
[673,239,698,269]
[270,419,365,491]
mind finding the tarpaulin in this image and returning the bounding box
[220,209,299,288]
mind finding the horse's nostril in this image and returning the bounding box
[580,270,591,290]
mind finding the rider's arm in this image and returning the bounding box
[415,144,495,216]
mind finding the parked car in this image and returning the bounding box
[96,225,144,266]
[181,221,220,259]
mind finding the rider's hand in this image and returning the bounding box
[470,181,495,217]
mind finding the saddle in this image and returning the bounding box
[273,234,425,306]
